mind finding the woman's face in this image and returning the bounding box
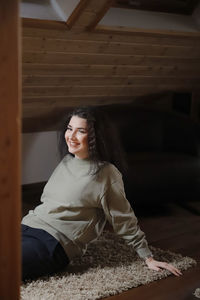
[65,116,89,159]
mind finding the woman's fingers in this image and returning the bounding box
[149,265,161,272]
[146,259,183,276]
[157,262,182,276]
[158,262,182,276]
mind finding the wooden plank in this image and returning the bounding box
[23,95,135,105]
[22,51,200,67]
[22,84,197,98]
[0,0,21,299]
[86,0,114,30]
[22,86,158,97]
[22,63,200,78]
[66,0,89,29]
[22,95,135,118]
[68,0,114,31]
[22,92,171,131]
[96,24,200,39]
[70,11,96,28]
[22,21,200,47]
[22,18,68,30]
[22,36,200,58]
[22,75,200,87]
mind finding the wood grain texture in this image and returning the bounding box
[22,64,200,77]
[0,0,21,299]
[22,36,200,57]
[21,13,200,131]
[66,0,89,29]
[23,85,198,99]
[66,0,114,31]
[22,75,200,87]
[22,21,200,45]
[22,51,200,67]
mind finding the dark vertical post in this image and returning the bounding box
[0,0,21,298]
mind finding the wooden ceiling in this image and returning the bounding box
[22,0,200,132]
[114,0,199,15]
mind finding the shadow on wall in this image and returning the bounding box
[103,103,200,205]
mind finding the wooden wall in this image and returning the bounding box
[22,0,200,132]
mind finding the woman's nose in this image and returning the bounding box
[70,130,76,139]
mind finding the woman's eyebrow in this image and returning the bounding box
[68,124,87,130]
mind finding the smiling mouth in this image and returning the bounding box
[69,141,80,147]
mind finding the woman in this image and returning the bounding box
[22,106,182,281]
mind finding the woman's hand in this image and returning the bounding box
[145,257,182,277]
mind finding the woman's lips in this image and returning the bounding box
[69,141,80,147]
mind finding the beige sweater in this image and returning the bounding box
[22,155,152,260]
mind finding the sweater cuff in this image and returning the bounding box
[136,247,153,259]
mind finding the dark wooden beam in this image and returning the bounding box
[87,0,114,30]
[0,0,21,299]
[66,0,114,31]
[66,0,90,29]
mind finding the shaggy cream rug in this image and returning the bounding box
[21,232,196,300]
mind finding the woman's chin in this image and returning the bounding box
[68,146,78,154]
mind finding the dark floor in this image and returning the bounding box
[105,201,200,300]
[22,198,200,300]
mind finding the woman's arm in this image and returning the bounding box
[100,170,182,276]
[101,179,152,259]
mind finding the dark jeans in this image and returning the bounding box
[22,224,69,281]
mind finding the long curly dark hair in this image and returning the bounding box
[58,106,127,175]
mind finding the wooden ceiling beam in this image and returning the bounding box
[66,0,89,29]
[66,0,114,31]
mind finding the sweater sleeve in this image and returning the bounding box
[100,174,152,259]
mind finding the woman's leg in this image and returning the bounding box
[22,224,69,281]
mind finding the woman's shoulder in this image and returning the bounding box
[62,154,73,163]
[99,162,122,182]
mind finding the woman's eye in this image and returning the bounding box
[79,130,86,134]
[67,127,72,131]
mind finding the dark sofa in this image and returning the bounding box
[103,104,200,206]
